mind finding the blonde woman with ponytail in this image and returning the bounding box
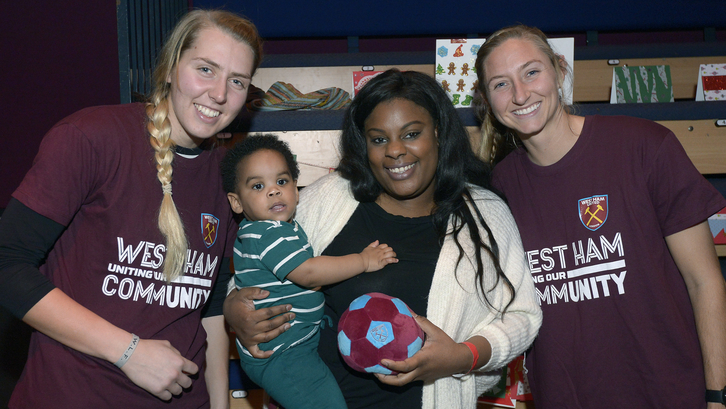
[474,24,726,409]
[0,10,262,408]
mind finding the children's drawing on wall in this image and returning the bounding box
[611,65,674,103]
[696,63,726,101]
[435,39,484,108]
[436,38,573,108]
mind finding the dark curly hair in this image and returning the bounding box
[221,134,300,194]
[337,69,515,312]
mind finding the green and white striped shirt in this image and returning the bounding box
[233,219,324,364]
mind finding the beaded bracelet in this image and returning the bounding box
[114,334,140,368]
[462,341,479,374]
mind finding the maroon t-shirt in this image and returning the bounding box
[493,115,726,409]
[11,103,237,408]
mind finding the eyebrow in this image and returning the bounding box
[244,171,292,185]
[487,59,543,86]
[366,120,425,134]
[196,57,252,79]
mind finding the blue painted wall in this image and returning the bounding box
[195,0,726,38]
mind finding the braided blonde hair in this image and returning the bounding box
[146,10,262,281]
[474,25,571,164]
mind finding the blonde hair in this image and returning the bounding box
[474,25,571,163]
[146,10,262,281]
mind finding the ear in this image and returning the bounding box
[227,192,244,214]
[556,54,567,81]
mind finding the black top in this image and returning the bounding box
[318,201,441,409]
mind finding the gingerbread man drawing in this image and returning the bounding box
[447,62,456,75]
[461,63,469,76]
[440,80,450,92]
[456,79,466,92]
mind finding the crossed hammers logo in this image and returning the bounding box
[585,204,604,225]
[204,223,216,243]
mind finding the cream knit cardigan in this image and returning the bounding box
[296,173,542,409]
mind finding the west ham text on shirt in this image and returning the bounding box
[101,237,220,309]
[528,232,626,305]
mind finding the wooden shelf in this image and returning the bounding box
[659,119,726,174]
[251,55,726,105]
[573,56,726,102]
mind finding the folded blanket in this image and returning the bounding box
[248,82,352,111]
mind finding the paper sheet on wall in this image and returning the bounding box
[478,366,516,408]
[696,64,726,101]
[435,37,574,108]
[353,71,385,96]
[709,207,726,244]
[610,65,674,103]
[478,355,532,407]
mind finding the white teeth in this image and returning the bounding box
[389,163,414,174]
[195,103,220,118]
[513,102,540,115]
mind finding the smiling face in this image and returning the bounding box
[226,149,299,223]
[364,98,438,216]
[483,38,565,141]
[167,27,255,148]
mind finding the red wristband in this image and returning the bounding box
[462,341,479,374]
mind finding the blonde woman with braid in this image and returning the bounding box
[0,10,262,408]
[475,25,726,409]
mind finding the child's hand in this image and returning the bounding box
[361,240,398,272]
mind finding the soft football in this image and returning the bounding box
[337,292,424,374]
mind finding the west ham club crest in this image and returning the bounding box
[201,213,220,248]
[579,195,608,231]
